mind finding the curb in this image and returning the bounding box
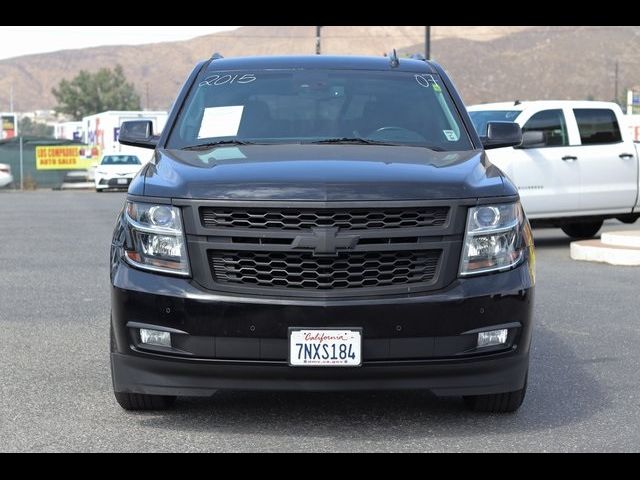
[570,236,640,266]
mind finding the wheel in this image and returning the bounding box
[561,221,603,239]
[368,126,425,142]
[464,375,527,413]
[373,126,409,134]
[616,214,639,225]
[113,392,177,411]
[96,188,103,193]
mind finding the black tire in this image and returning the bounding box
[114,392,177,411]
[96,188,103,193]
[561,221,603,239]
[616,215,639,225]
[463,376,527,413]
[110,321,176,411]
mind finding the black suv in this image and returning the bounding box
[110,55,534,413]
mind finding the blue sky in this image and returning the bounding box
[0,26,240,60]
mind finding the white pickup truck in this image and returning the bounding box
[468,101,639,238]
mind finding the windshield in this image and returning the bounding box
[101,155,141,165]
[468,110,521,137]
[166,69,473,151]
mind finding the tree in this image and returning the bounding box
[52,65,141,120]
[18,117,54,138]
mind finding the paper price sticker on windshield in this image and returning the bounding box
[198,105,244,139]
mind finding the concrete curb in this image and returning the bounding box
[60,182,95,190]
[601,230,640,249]
[571,234,640,266]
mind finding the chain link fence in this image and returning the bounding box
[0,137,85,189]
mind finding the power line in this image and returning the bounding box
[179,26,640,40]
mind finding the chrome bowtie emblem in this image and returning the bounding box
[292,227,359,256]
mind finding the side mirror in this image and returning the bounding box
[481,121,523,150]
[119,121,158,149]
[519,130,546,149]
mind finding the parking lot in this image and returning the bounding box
[1,190,639,452]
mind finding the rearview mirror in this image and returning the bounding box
[119,121,158,149]
[481,121,523,150]
[519,130,546,149]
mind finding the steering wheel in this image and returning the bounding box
[367,126,427,143]
[373,126,409,134]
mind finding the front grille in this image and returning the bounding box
[107,178,130,187]
[209,250,441,290]
[200,206,449,230]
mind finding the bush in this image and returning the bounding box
[23,175,38,190]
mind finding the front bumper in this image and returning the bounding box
[95,175,134,189]
[110,255,534,397]
[111,349,529,396]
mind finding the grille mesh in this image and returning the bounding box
[201,207,449,230]
[209,250,441,290]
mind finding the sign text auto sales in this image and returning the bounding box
[36,145,100,170]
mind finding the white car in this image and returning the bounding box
[468,101,640,238]
[0,163,13,188]
[94,154,142,192]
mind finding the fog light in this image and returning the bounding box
[477,329,508,348]
[140,328,171,347]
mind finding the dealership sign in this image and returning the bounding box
[36,145,100,170]
[1,114,16,139]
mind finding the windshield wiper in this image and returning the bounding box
[181,140,255,150]
[308,137,398,146]
[307,138,444,150]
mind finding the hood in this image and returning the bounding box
[138,144,514,201]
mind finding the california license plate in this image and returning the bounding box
[289,329,362,367]
[117,178,128,185]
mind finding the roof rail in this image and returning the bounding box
[211,52,224,60]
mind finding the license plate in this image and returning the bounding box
[117,178,128,185]
[289,329,362,367]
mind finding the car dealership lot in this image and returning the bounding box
[1,191,639,452]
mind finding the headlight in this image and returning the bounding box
[123,202,190,276]
[459,202,525,277]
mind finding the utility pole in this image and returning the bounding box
[19,136,23,191]
[10,84,14,112]
[425,26,431,60]
[316,26,323,55]
[614,60,619,105]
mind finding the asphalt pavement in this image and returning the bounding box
[1,191,639,452]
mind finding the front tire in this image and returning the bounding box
[561,221,603,239]
[463,375,527,413]
[110,319,176,411]
[114,392,177,411]
[616,214,639,225]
